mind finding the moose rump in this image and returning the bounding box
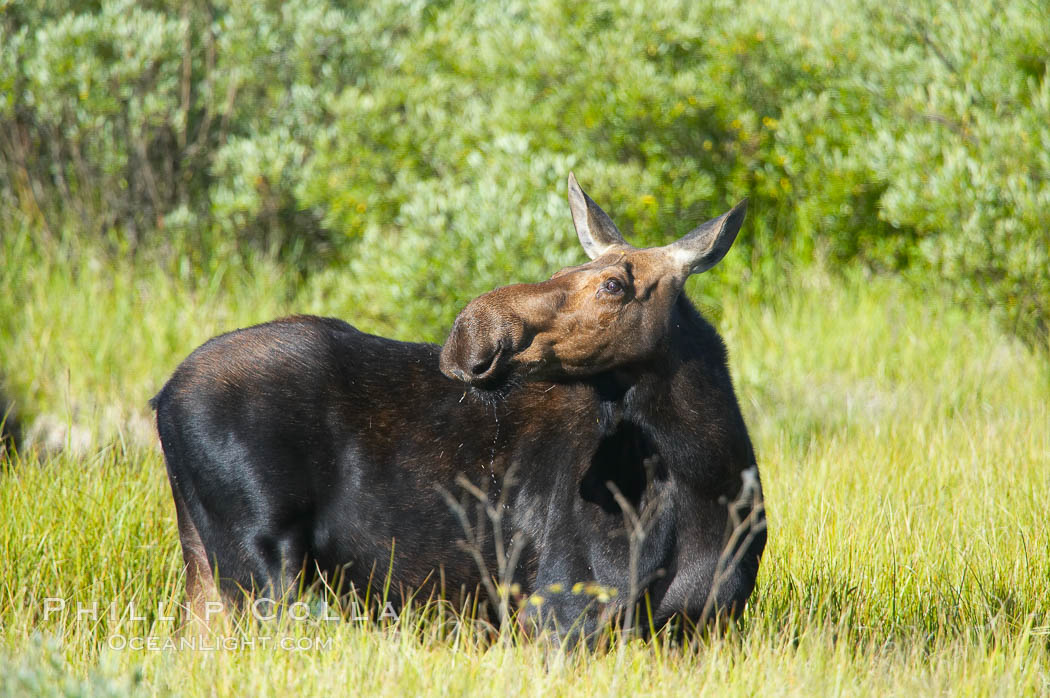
[153,173,766,641]
[154,318,515,615]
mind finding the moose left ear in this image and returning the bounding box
[670,199,748,275]
[567,172,629,259]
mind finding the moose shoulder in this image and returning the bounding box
[153,174,766,641]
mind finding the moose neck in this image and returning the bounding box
[583,293,737,473]
[587,295,705,424]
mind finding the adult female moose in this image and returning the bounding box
[153,174,765,641]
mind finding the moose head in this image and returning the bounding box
[439,174,747,388]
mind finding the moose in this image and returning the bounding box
[152,174,766,641]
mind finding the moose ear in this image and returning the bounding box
[567,172,628,259]
[670,199,748,275]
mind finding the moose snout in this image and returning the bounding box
[440,304,516,386]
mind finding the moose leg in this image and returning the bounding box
[659,479,766,635]
[171,486,222,634]
[524,510,675,646]
[171,478,310,630]
[237,526,310,607]
[524,564,602,645]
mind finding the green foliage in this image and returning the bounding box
[766,0,1050,346]
[1,636,142,697]
[2,0,1048,345]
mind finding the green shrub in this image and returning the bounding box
[1,0,1047,347]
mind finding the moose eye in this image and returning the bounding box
[601,278,625,295]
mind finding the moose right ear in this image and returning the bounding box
[567,173,629,259]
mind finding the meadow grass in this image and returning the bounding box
[1,225,1048,695]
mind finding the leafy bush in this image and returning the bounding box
[763,0,1050,347]
[1,0,1047,347]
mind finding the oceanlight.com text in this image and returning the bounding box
[106,634,333,652]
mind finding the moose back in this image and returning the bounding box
[153,174,766,640]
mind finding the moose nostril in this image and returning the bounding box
[470,341,504,377]
[471,357,492,376]
[471,349,498,376]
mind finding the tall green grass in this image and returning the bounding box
[1,221,1047,695]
